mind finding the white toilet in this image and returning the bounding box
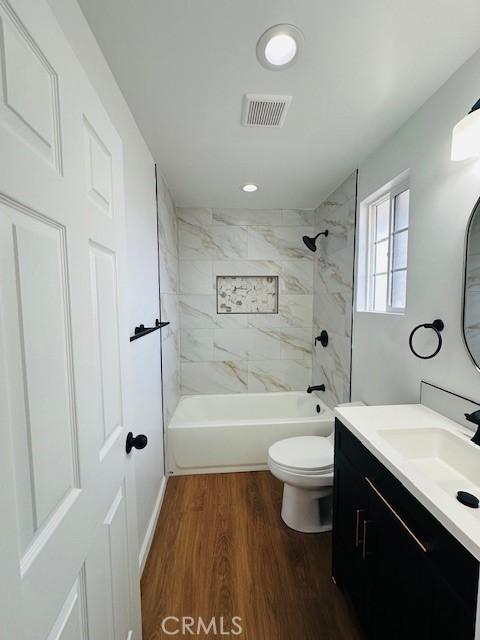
[268,401,365,533]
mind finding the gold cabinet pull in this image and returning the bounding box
[362,519,368,559]
[361,519,375,559]
[365,477,427,553]
[355,509,365,547]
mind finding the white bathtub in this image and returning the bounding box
[167,391,334,475]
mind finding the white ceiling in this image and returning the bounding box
[77,0,480,209]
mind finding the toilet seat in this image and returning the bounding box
[268,436,333,474]
[268,459,333,482]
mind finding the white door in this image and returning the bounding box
[0,0,142,638]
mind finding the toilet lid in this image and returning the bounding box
[268,436,333,472]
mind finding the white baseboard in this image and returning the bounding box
[138,475,168,575]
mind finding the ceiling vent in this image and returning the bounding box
[242,94,292,128]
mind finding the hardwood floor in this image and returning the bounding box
[141,472,363,640]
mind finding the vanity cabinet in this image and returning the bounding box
[333,419,479,640]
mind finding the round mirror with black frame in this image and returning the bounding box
[463,196,480,369]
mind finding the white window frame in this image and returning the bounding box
[365,183,409,314]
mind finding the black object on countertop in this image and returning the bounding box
[465,409,480,446]
[456,491,479,509]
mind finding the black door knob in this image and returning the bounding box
[126,432,148,454]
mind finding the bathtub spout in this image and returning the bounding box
[307,384,326,393]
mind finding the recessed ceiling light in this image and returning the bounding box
[241,183,258,193]
[265,34,297,66]
[257,24,303,71]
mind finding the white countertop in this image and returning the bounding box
[334,403,480,561]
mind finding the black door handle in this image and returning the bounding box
[126,432,148,454]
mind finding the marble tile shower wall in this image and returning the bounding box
[157,173,180,425]
[177,207,315,394]
[312,171,357,408]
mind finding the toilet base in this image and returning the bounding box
[281,483,333,533]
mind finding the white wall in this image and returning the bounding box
[47,0,170,570]
[352,49,480,406]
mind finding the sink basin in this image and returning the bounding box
[378,427,480,496]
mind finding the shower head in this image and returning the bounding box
[302,230,328,252]
[302,235,317,252]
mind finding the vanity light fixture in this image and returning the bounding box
[451,98,480,161]
[241,183,258,193]
[256,24,303,70]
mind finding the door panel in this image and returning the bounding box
[83,117,114,217]
[332,449,370,627]
[0,198,82,569]
[0,1,142,638]
[13,212,78,545]
[89,241,123,447]
[104,483,133,640]
[0,0,62,170]
[46,574,89,640]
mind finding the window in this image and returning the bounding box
[358,184,410,313]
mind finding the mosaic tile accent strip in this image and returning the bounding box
[216,276,279,314]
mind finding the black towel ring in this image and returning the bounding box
[408,319,445,360]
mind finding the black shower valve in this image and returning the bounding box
[314,330,329,348]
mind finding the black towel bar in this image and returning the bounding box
[130,319,169,342]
